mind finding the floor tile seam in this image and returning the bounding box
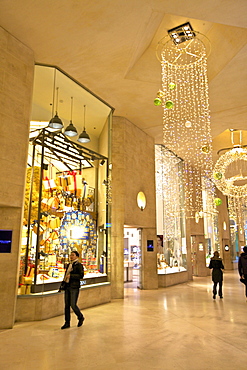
[179,317,247,354]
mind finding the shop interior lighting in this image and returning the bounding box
[64,97,78,137]
[78,105,91,143]
[100,159,105,166]
[48,86,64,130]
[168,22,195,45]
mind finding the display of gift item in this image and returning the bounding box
[156,241,187,274]
[19,129,109,294]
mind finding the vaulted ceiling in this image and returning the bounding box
[0,0,247,163]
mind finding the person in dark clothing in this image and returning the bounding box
[209,251,224,299]
[61,251,85,329]
[238,246,247,299]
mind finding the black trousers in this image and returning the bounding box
[243,274,247,297]
[64,287,83,323]
[213,281,223,297]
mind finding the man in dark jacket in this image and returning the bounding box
[209,251,224,299]
[61,250,85,329]
[238,246,247,299]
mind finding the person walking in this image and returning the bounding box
[61,250,85,329]
[238,246,247,299]
[209,251,224,299]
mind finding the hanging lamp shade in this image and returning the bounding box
[78,104,90,143]
[64,121,78,137]
[64,97,78,137]
[78,129,90,143]
[48,86,63,129]
[49,113,63,129]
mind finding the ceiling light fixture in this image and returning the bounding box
[64,97,78,137]
[168,22,195,45]
[100,159,105,166]
[78,105,90,143]
[48,83,64,129]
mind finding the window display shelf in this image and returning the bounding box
[21,272,108,294]
[157,266,187,274]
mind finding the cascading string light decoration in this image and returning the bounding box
[155,145,185,241]
[156,25,214,218]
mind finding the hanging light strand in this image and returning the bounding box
[160,35,213,215]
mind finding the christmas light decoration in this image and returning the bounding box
[213,144,247,230]
[214,198,222,206]
[155,145,185,241]
[156,28,213,216]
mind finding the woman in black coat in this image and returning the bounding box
[209,251,224,299]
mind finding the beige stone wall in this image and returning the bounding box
[0,27,34,328]
[158,271,189,287]
[16,283,111,322]
[111,117,158,298]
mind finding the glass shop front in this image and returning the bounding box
[18,65,113,294]
[155,145,187,275]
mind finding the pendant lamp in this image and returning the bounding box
[48,86,64,129]
[78,105,90,143]
[64,97,78,137]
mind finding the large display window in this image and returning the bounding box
[19,65,113,294]
[155,145,187,274]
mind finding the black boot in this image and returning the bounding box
[78,316,85,327]
[61,322,70,329]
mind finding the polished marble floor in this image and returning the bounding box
[1,270,247,370]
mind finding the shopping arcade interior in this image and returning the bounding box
[1,1,247,330]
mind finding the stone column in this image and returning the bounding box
[111,118,125,298]
[140,228,158,290]
[0,27,34,328]
[111,117,158,298]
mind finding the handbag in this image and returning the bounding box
[58,281,68,292]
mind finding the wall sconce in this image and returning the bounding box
[137,191,146,211]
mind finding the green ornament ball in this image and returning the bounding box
[154,97,162,106]
[169,82,176,90]
[213,172,222,180]
[165,100,174,109]
[214,198,222,206]
[201,145,210,154]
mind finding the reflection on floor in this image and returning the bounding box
[1,270,247,370]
